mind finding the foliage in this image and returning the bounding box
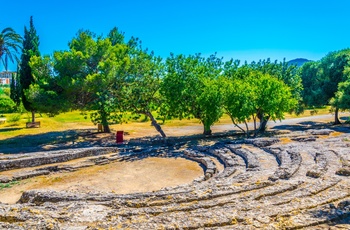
[319,50,350,101]
[223,58,303,132]
[10,70,21,107]
[0,94,15,113]
[119,45,167,137]
[162,53,223,135]
[299,61,325,106]
[26,55,66,117]
[19,16,40,122]
[331,80,350,110]
[300,49,350,124]
[221,76,254,135]
[0,181,19,190]
[1,87,10,96]
[222,70,297,136]
[249,58,303,114]
[54,29,130,133]
[222,58,301,134]
[108,27,125,45]
[0,27,22,70]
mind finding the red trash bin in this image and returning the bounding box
[116,131,124,143]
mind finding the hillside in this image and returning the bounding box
[288,58,311,67]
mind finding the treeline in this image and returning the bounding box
[300,49,350,124]
[3,17,350,137]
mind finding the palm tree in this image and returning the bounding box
[0,27,22,71]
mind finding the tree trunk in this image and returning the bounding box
[334,107,341,125]
[103,124,111,133]
[101,113,111,133]
[258,118,269,132]
[244,121,250,138]
[257,112,269,134]
[253,114,257,137]
[146,112,167,138]
[31,111,35,123]
[228,113,247,136]
[203,122,212,135]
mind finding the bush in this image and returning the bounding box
[2,87,10,96]
[0,95,15,113]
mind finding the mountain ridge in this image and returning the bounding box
[287,58,311,67]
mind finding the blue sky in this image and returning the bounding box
[1,0,350,71]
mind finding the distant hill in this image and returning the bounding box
[287,58,311,67]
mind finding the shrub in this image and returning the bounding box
[0,95,15,113]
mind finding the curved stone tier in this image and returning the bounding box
[0,129,349,229]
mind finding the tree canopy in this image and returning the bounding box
[25,55,66,117]
[300,49,350,124]
[162,53,223,135]
[222,69,297,136]
[54,30,130,132]
[19,16,40,122]
[0,27,22,71]
[7,20,350,137]
[118,44,167,137]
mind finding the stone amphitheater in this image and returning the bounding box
[0,128,349,229]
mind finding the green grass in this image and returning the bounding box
[50,111,89,123]
[0,181,19,190]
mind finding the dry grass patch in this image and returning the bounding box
[279,137,292,144]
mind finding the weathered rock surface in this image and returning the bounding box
[0,129,349,229]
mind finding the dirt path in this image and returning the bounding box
[163,114,344,135]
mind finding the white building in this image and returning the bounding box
[0,71,15,85]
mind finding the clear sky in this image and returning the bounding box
[1,0,350,71]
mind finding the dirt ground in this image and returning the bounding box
[0,157,203,204]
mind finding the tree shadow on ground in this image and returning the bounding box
[340,116,350,121]
[0,127,24,133]
[310,205,350,227]
[120,129,244,161]
[0,129,100,154]
[272,120,350,134]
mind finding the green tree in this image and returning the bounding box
[10,70,21,107]
[0,27,22,71]
[248,58,302,131]
[299,61,325,107]
[222,70,297,137]
[19,16,40,122]
[319,49,350,124]
[221,76,254,137]
[25,55,66,117]
[162,53,223,135]
[1,86,10,97]
[108,27,125,46]
[54,30,130,133]
[301,49,350,124]
[119,46,167,137]
[0,94,15,114]
[331,80,350,113]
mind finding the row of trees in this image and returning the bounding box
[16,25,300,137]
[300,49,350,124]
[2,17,350,138]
